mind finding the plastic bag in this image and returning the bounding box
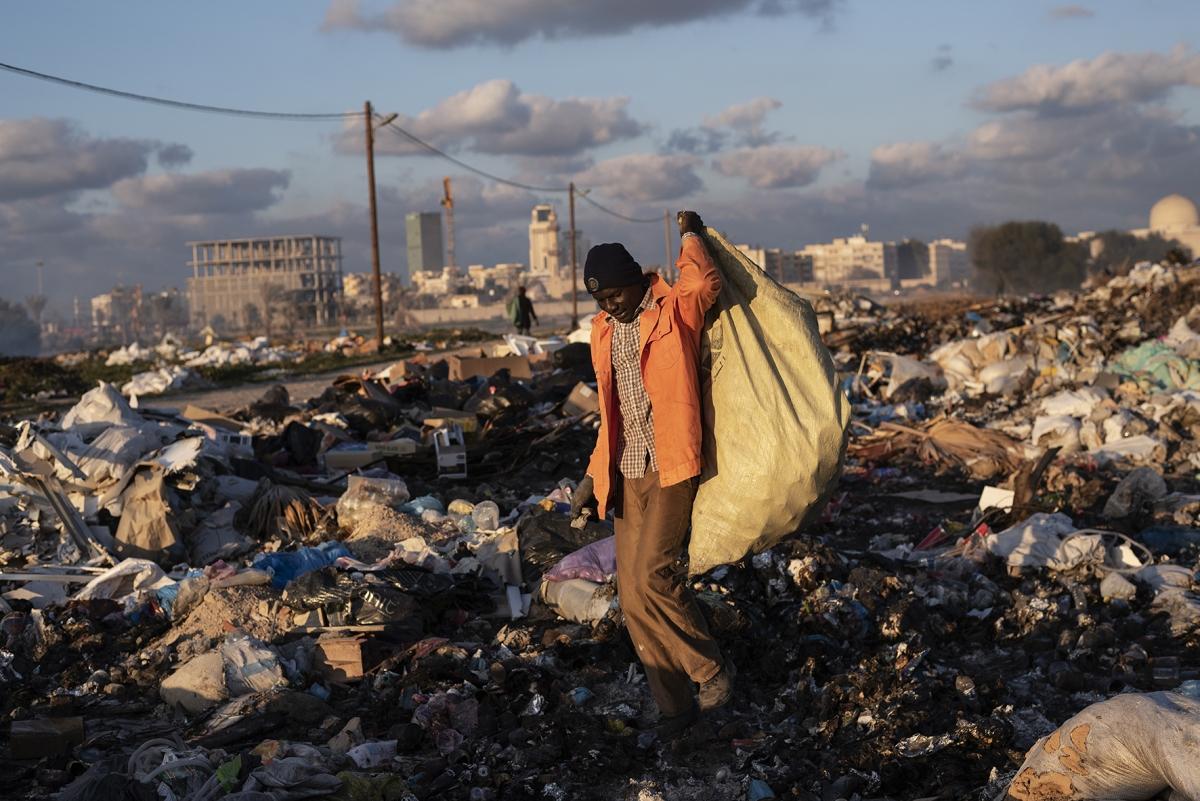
[689,228,850,574]
[1007,691,1200,801]
[253,542,352,589]
[336,475,410,530]
[544,535,616,583]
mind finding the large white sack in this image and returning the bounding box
[1006,692,1200,801]
[689,228,850,575]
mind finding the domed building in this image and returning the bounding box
[1132,193,1200,257]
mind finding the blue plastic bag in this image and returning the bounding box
[253,542,352,589]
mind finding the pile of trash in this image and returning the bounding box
[3,260,1200,800]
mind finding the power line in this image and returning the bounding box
[0,59,662,223]
[577,193,665,224]
[0,60,361,120]
[380,119,567,193]
[381,119,662,224]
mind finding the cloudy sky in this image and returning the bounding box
[3,1,1199,312]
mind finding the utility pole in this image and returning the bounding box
[35,261,44,295]
[569,182,578,330]
[663,211,672,280]
[364,100,385,348]
[441,177,456,268]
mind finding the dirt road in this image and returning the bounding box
[143,359,402,413]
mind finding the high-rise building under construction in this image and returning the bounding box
[186,235,343,330]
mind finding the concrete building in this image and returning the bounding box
[411,267,468,297]
[529,204,574,297]
[800,234,898,291]
[344,272,402,304]
[187,235,343,331]
[928,239,970,285]
[406,212,444,284]
[734,245,813,284]
[90,286,138,337]
[1130,193,1200,257]
[467,263,527,292]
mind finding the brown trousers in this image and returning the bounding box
[614,470,723,718]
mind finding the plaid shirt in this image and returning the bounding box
[609,287,659,479]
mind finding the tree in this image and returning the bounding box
[969,221,1087,295]
[257,282,285,341]
[1089,229,1189,275]
[243,302,262,332]
[0,299,41,356]
[1166,247,1193,266]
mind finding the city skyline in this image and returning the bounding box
[2,1,1199,313]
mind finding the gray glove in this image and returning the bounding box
[570,475,595,520]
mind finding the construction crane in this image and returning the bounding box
[441,177,456,268]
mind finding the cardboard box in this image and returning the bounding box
[10,717,85,759]
[181,405,243,432]
[314,635,387,683]
[323,446,383,472]
[371,439,420,457]
[423,409,479,434]
[447,354,532,381]
[563,383,600,416]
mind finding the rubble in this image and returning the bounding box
[4,260,1200,800]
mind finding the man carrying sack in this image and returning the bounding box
[570,210,733,739]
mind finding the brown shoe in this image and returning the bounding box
[698,663,735,712]
[652,707,697,741]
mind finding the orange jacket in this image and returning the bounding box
[586,235,722,519]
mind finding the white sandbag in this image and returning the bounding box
[689,229,850,575]
[1006,692,1200,801]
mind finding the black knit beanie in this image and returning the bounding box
[584,243,643,293]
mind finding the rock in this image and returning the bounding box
[160,651,227,714]
[1100,572,1137,602]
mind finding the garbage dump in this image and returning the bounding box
[3,256,1200,800]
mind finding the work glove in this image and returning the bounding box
[677,210,704,236]
[570,475,595,520]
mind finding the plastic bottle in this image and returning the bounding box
[472,501,501,532]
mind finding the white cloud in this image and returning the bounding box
[973,46,1200,113]
[322,0,841,48]
[868,141,968,188]
[713,145,842,189]
[0,118,158,201]
[337,79,643,157]
[574,153,703,201]
[110,169,291,215]
[667,96,785,154]
[704,97,782,133]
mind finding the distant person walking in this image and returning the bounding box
[509,285,538,336]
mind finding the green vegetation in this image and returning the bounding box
[970,221,1193,296]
